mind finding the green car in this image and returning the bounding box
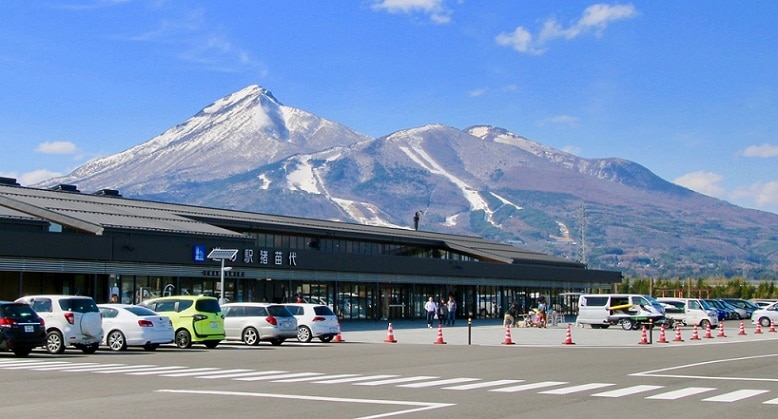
[138,296,225,349]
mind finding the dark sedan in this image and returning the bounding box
[0,301,46,357]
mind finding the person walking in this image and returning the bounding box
[437,298,448,326]
[537,296,548,328]
[424,297,437,328]
[446,294,457,326]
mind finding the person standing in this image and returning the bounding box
[424,297,437,328]
[437,298,448,326]
[446,295,457,326]
[537,296,548,328]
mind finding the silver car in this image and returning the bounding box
[222,303,297,346]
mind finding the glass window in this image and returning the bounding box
[195,298,220,313]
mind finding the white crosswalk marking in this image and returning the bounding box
[645,387,717,400]
[65,364,155,372]
[1,361,72,369]
[236,372,324,382]
[763,397,778,405]
[273,374,361,383]
[94,366,182,374]
[540,383,614,395]
[198,370,283,379]
[354,376,439,386]
[444,379,524,390]
[592,385,664,398]
[702,389,770,402]
[159,368,221,377]
[491,381,568,393]
[127,367,197,376]
[397,378,480,388]
[313,374,399,384]
[32,363,100,371]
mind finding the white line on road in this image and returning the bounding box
[645,387,717,400]
[354,376,439,386]
[397,378,480,388]
[592,385,664,398]
[443,379,524,390]
[156,389,455,419]
[197,369,280,379]
[314,374,399,384]
[540,383,614,395]
[490,381,568,393]
[236,372,324,382]
[274,374,361,383]
[702,389,770,402]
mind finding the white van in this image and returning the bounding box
[656,297,718,329]
[577,294,666,329]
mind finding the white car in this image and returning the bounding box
[222,303,298,346]
[284,303,340,343]
[751,302,778,328]
[15,295,103,354]
[97,304,174,351]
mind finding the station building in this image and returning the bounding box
[0,179,621,321]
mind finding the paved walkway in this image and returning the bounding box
[337,319,778,347]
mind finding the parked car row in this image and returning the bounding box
[2,294,341,357]
[751,301,778,328]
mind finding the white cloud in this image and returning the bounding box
[372,0,452,24]
[35,141,78,155]
[673,171,725,197]
[497,3,637,55]
[468,87,487,97]
[740,143,778,158]
[732,181,778,211]
[18,170,63,186]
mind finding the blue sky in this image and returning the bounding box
[1,1,777,215]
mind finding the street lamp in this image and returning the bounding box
[207,248,238,305]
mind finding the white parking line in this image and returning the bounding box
[592,385,664,398]
[355,376,439,386]
[156,389,455,419]
[443,379,524,390]
[645,387,717,400]
[397,378,480,388]
[159,368,221,377]
[64,364,153,372]
[94,366,184,374]
[702,389,770,402]
[314,375,399,384]
[198,370,282,379]
[490,381,568,393]
[0,361,72,369]
[274,374,361,383]
[32,363,102,371]
[236,372,324,382]
[540,383,614,395]
[632,353,778,382]
[127,367,197,376]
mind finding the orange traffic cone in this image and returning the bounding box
[690,324,701,340]
[334,323,345,343]
[770,321,777,333]
[638,325,649,344]
[703,322,714,339]
[502,324,515,345]
[755,322,763,334]
[738,320,746,335]
[672,323,684,342]
[562,323,575,345]
[657,324,669,343]
[717,322,726,338]
[384,322,397,343]
[434,324,447,344]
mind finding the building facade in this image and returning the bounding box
[0,179,621,321]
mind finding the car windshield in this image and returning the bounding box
[699,300,713,310]
[267,305,294,317]
[124,306,159,317]
[195,299,221,313]
[0,303,40,320]
[59,298,99,313]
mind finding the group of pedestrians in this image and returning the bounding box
[424,295,457,328]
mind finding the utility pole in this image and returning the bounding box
[579,204,587,265]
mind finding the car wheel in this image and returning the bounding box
[621,319,633,331]
[143,343,159,351]
[107,330,127,351]
[204,340,220,349]
[699,319,710,330]
[759,317,772,328]
[319,335,334,343]
[242,327,259,346]
[13,347,32,357]
[175,329,192,349]
[46,330,66,354]
[82,342,99,354]
[297,326,313,343]
[270,338,284,346]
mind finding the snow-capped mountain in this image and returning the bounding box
[35,86,778,278]
[39,85,370,194]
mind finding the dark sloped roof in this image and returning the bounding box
[0,184,582,267]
